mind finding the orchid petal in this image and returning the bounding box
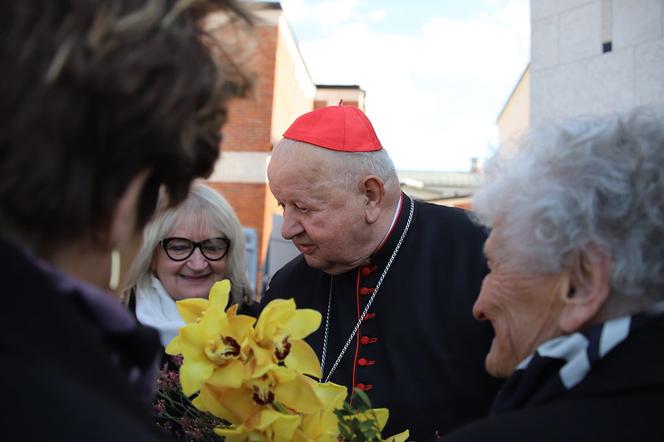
[175,298,209,323]
[180,359,214,396]
[310,380,347,410]
[283,309,321,339]
[211,386,260,424]
[274,374,322,414]
[208,280,231,309]
[207,359,245,389]
[284,339,322,378]
[164,335,181,355]
[193,385,237,423]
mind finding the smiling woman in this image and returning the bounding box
[445,106,664,442]
[126,182,254,347]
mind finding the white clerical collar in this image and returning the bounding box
[375,193,403,251]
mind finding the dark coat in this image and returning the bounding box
[443,317,664,442]
[0,236,167,441]
[262,195,502,440]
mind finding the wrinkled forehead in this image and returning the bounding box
[269,139,344,185]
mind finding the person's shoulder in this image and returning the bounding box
[261,255,307,301]
[414,200,488,240]
[268,254,309,287]
[416,200,474,223]
[261,254,327,307]
[0,353,167,441]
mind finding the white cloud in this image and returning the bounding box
[291,0,530,171]
[280,0,359,25]
[369,9,388,22]
[278,0,308,22]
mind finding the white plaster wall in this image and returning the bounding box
[531,0,597,21]
[613,0,662,49]
[530,0,664,125]
[532,48,635,123]
[531,15,559,68]
[559,2,602,63]
[208,152,270,183]
[636,39,664,105]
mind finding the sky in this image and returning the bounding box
[277,0,531,172]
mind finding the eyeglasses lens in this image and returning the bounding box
[164,238,228,261]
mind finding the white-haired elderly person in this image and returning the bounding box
[444,106,664,442]
[126,182,255,348]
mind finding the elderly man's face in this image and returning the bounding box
[473,230,568,378]
[268,145,371,275]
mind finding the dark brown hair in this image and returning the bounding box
[0,0,251,254]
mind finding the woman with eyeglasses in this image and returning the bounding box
[126,182,254,347]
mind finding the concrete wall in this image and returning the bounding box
[530,0,664,125]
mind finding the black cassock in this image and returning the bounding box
[262,194,502,440]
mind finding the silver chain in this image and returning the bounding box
[319,195,414,383]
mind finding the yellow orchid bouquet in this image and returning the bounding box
[165,280,409,442]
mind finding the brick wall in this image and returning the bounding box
[206,181,277,293]
[221,25,279,153]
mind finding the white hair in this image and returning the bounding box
[472,106,664,301]
[273,138,399,192]
[273,138,399,190]
[126,182,252,304]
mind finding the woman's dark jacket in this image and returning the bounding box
[0,236,166,441]
[444,314,664,441]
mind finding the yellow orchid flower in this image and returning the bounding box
[165,280,256,395]
[194,383,260,425]
[195,367,323,423]
[252,298,322,379]
[165,281,405,441]
[214,408,302,442]
[270,366,323,414]
[174,278,233,324]
[165,280,233,354]
[294,380,348,442]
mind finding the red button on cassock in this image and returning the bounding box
[360,265,377,277]
[355,383,373,391]
[364,313,376,320]
[360,336,378,345]
[357,358,375,367]
[359,287,374,296]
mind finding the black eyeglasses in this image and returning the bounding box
[160,237,231,261]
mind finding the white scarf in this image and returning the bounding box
[135,276,185,347]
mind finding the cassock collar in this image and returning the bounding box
[369,192,414,267]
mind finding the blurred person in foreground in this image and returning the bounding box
[0,0,250,439]
[261,104,502,440]
[445,106,664,441]
[127,182,254,348]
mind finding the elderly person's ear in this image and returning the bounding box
[361,175,385,224]
[559,247,611,333]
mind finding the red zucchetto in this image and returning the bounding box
[283,104,383,152]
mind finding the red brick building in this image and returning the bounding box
[205,2,365,297]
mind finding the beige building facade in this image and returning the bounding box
[498,0,664,148]
[496,65,531,152]
[530,0,664,125]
